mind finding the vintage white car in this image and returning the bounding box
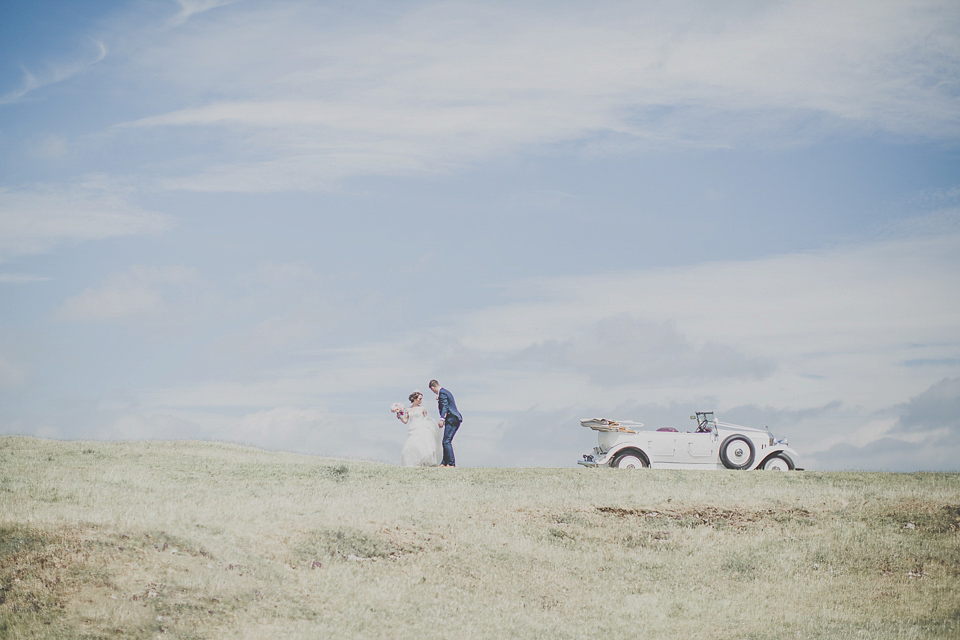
[577,411,801,470]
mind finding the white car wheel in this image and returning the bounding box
[762,455,791,471]
[720,435,755,470]
[612,452,647,469]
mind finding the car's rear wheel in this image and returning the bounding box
[612,451,648,469]
[761,455,792,471]
[720,435,755,469]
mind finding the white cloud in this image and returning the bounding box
[26,134,69,162]
[104,0,960,191]
[447,231,960,411]
[170,0,240,26]
[60,285,163,321]
[895,377,960,434]
[58,265,198,322]
[0,185,172,262]
[0,273,50,284]
[144,341,414,409]
[113,227,960,468]
[203,261,376,354]
[0,354,22,387]
[96,405,401,463]
[0,41,106,104]
[238,260,327,287]
[0,330,33,389]
[516,315,775,386]
[810,387,960,472]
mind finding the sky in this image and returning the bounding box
[1,0,959,471]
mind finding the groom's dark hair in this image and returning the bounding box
[428,379,440,390]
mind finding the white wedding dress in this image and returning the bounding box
[400,405,443,467]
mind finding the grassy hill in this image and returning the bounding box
[1,436,958,639]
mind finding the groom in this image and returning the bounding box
[429,379,462,468]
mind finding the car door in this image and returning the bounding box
[685,431,717,461]
[645,431,676,463]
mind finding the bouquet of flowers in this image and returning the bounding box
[390,402,408,421]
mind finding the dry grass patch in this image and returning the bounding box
[1,437,959,639]
[0,522,258,639]
[595,504,815,528]
[292,524,434,564]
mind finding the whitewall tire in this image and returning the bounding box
[612,451,648,469]
[720,436,755,470]
[761,455,792,471]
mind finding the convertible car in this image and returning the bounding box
[577,411,800,470]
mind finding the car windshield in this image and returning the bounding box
[694,412,716,432]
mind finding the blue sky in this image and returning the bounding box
[1,0,959,470]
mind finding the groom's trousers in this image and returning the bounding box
[442,417,461,466]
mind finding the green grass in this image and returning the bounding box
[1,436,958,639]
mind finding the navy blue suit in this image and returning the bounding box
[436,388,462,466]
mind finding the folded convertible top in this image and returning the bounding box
[579,418,644,433]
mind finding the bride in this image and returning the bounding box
[393,390,442,467]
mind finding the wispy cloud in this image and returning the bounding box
[170,0,241,26]
[0,184,172,262]
[94,405,400,462]
[810,376,960,471]
[57,265,198,322]
[0,41,106,104]
[516,315,775,386]
[0,354,23,387]
[895,377,960,434]
[107,224,960,467]
[3,1,958,471]
[0,273,50,284]
[104,0,960,191]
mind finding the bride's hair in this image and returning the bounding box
[409,390,422,403]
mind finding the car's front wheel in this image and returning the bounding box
[612,451,648,469]
[761,455,792,471]
[720,435,755,469]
